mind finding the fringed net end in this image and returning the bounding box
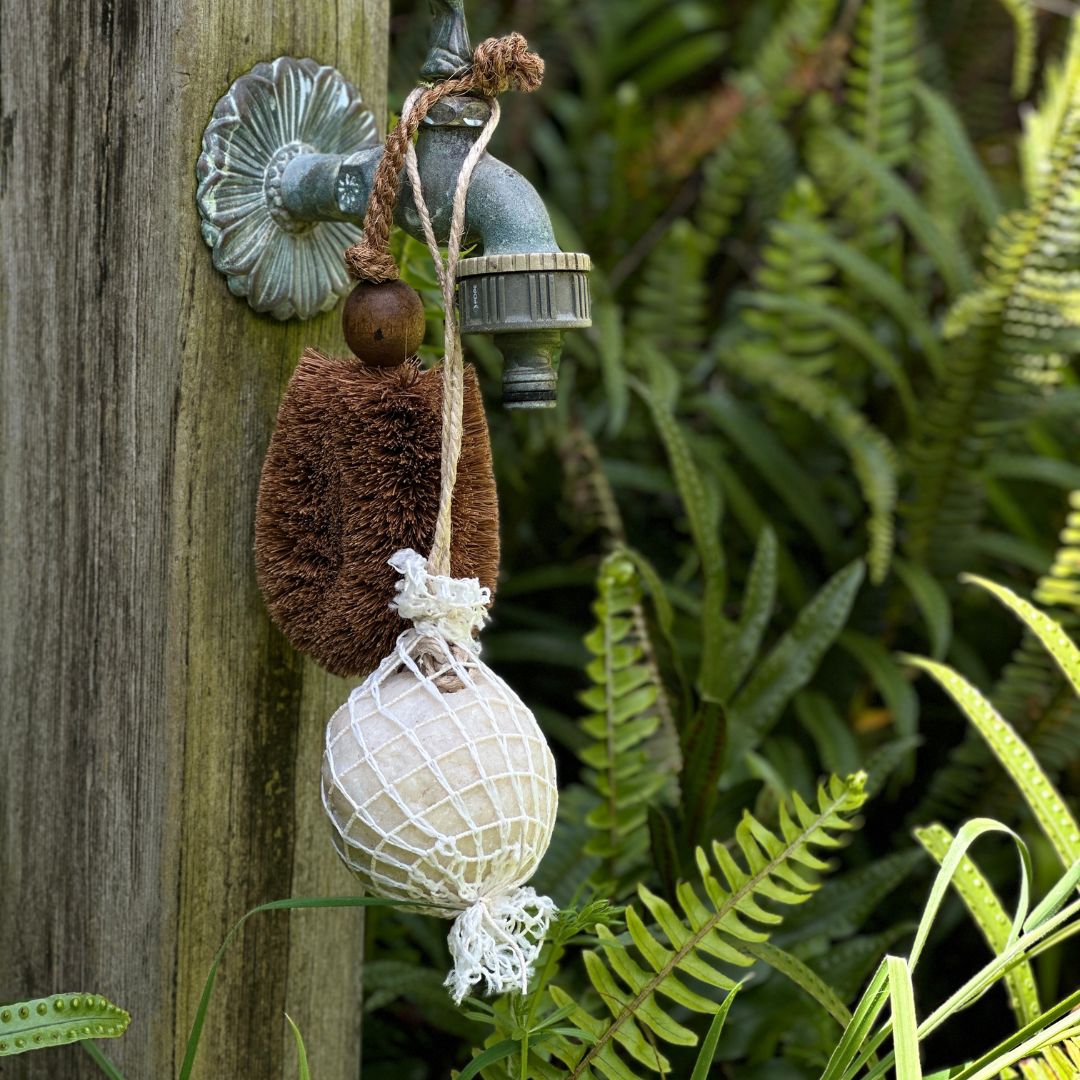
[389,548,491,651]
[444,887,557,1004]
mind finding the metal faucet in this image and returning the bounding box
[196,0,591,408]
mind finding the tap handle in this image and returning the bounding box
[421,0,473,82]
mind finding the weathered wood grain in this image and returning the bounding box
[0,1,387,1076]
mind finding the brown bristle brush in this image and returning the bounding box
[255,281,500,678]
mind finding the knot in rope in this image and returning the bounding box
[389,548,490,651]
[344,33,544,284]
[467,33,545,95]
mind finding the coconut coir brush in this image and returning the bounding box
[255,285,500,678]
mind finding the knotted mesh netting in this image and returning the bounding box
[321,550,559,1001]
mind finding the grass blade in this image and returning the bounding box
[915,823,1040,1025]
[81,1040,128,1079]
[178,896,407,1080]
[689,989,739,1080]
[285,1014,311,1080]
[456,1039,520,1080]
[887,956,921,1080]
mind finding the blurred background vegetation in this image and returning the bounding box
[359,2,1080,1076]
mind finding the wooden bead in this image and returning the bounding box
[342,280,426,367]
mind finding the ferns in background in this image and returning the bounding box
[577,553,671,891]
[906,27,1080,573]
[918,491,1080,825]
[356,2,1080,1077]
[543,775,867,1079]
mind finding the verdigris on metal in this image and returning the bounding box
[196,57,379,320]
[194,0,592,407]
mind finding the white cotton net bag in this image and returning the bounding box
[322,550,559,1003]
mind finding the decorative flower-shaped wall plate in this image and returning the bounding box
[196,57,378,320]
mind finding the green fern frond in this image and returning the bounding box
[904,644,1080,869]
[915,81,1003,233]
[751,0,842,111]
[559,423,683,778]
[696,105,775,252]
[629,219,709,371]
[720,345,898,583]
[742,177,841,372]
[916,494,1080,824]
[1035,491,1080,612]
[905,32,1080,574]
[695,0,839,249]
[727,561,865,764]
[579,553,671,891]
[837,0,918,257]
[996,0,1038,98]
[845,0,918,168]
[544,774,868,1079]
[0,994,130,1057]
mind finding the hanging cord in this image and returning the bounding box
[345,34,543,580]
[406,91,500,577]
[344,33,543,284]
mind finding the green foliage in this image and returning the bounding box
[578,552,671,888]
[543,774,867,1078]
[906,26,1080,573]
[55,4,1071,1079]
[0,994,129,1058]
[345,1,1080,1076]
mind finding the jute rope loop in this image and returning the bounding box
[344,33,544,284]
[407,92,501,579]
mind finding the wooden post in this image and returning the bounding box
[0,1,388,1077]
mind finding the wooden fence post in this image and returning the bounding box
[0,2,388,1076]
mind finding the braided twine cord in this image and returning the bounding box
[343,33,544,581]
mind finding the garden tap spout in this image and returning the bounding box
[279,96,591,407]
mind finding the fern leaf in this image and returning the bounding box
[837,0,918,257]
[700,389,843,556]
[907,35,1080,573]
[903,654,1080,868]
[696,0,838,247]
[579,553,670,891]
[742,177,842,372]
[821,129,974,295]
[713,526,778,703]
[915,823,1041,1026]
[845,0,918,167]
[740,940,852,1027]
[915,81,1003,231]
[728,562,865,763]
[0,994,129,1057]
[559,425,682,782]
[633,381,730,701]
[550,774,868,1079]
[720,347,898,582]
[777,221,946,375]
[741,290,919,422]
[914,494,1080,824]
[962,575,1080,699]
[996,0,1037,98]
[1035,491,1080,612]
[629,219,709,372]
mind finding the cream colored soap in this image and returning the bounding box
[322,551,560,1002]
[322,653,558,912]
